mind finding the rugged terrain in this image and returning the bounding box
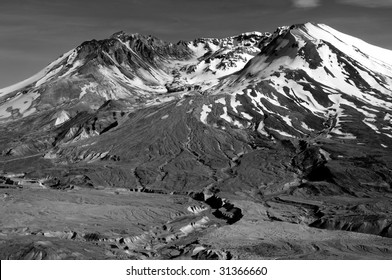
[1,23,392,259]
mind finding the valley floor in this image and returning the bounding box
[1,183,392,259]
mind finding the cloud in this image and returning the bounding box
[292,0,392,8]
[338,0,392,7]
[292,0,321,8]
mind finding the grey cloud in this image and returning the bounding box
[338,0,392,7]
[292,0,321,8]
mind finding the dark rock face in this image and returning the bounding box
[1,22,392,259]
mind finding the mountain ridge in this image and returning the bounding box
[0,23,300,97]
[1,22,392,152]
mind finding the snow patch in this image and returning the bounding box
[281,115,293,127]
[219,105,245,128]
[200,104,212,124]
[54,110,70,126]
[301,122,313,131]
[241,112,253,120]
[257,121,269,136]
[80,82,97,99]
[363,119,379,133]
[215,98,226,105]
[0,90,39,120]
[230,95,242,113]
[270,128,296,138]
[319,148,331,160]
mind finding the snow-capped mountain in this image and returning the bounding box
[1,22,392,158]
[2,22,392,260]
[1,23,391,142]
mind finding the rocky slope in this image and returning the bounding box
[1,22,392,259]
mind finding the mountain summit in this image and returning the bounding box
[1,23,392,260]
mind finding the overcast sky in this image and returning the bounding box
[1,0,392,88]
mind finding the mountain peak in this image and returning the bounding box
[109,30,127,40]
